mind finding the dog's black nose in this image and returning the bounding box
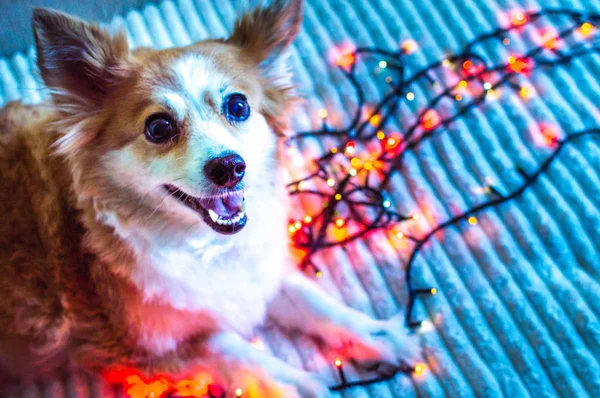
[204,154,246,187]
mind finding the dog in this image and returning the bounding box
[0,1,420,396]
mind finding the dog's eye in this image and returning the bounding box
[224,94,251,123]
[145,114,178,143]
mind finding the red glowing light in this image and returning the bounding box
[382,133,402,151]
[421,109,441,131]
[345,141,356,153]
[507,56,534,75]
[461,59,485,77]
[511,10,530,26]
[540,124,560,146]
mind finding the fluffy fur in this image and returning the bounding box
[0,2,419,396]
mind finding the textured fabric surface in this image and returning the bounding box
[2,0,600,397]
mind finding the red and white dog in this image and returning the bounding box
[0,1,419,396]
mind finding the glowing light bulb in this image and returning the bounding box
[294,221,302,230]
[503,37,511,45]
[421,109,441,131]
[383,133,402,151]
[351,157,361,167]
[412,213,420,221]
[406,92,415,101]
[334,358,343,368]
[511,10,529,26]
[483,82,492,91]
[377,130,386,140]
[401,39,418,54]
[288,225,297,234]
[540,28,560,50]
[379,60,388,69]
[327,178,336,187]
[581,22,595,37]
[455,94,463,101]
[364,162,373,171]
[334,193,342,201]
[385,76,393,84]
[335,218,345,228]
[419,319,434,333]
[507,56,533,75]
[318,109,328,119]
[414,364,426,375]
[345,141,356,154]
[330,147,338,154]
[441,59,452,67]
[520,85,534,99]
[304,215,312,223]
[458,80,468,89]
[430,288,437,295]
[349,168,357,176]
[382,200,391,208]
[336,51,355,69]
[468,216,478,225]
[316,271,323,278]
[235,388,243,397]
[369,114,381,126]
[396,231,405,239]
[541,124,560,145]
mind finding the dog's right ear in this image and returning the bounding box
[32,8,130,107]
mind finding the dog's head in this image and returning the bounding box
[33,1,302,236]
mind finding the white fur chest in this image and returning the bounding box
[100,199,290,355]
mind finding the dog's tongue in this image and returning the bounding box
[200,192,244,218]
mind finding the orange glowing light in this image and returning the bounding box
[412,213,420,221]
[304,215,313,223]
[334,193,342,201]
[334,358,343,368]
[318,109,328,119]
[351,157,361,167]
[507,56,533,75]
[316,271,323,278]
[396,231,405,239]
[125,375,170,398]
[364,162,373,171]
[468,216,478,225]
[294,221,302,230]
[455,94,462,101]
[369,114,381,126]
[336,52,355,69]
[430,288,437,295]
[421,109,441,131]
[288,224,297,234]
[377,130,386,140]
[520,85,534,99]
[330,147,338,154]
[458,80,468,89]
[335,218,346,228]
[511,10,529,26]
[540,28,560,50]
[327,178,336,187]
[580,22,595,37]
[235,388,243,397]
[401,39,418,54]
[462,60,473,70]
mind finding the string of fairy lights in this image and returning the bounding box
[122,8,600,398]
[283,7,600,394]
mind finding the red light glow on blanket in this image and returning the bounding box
[103,367,220,398]
[537,123,561,146]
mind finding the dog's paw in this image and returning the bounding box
[344,314,423,371]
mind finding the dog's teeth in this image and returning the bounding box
[208,209,219,222]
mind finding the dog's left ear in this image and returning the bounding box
[228,0,303,130]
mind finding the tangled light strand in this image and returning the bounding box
[285,8,600,392]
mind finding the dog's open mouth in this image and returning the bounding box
[164,184,247,235]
